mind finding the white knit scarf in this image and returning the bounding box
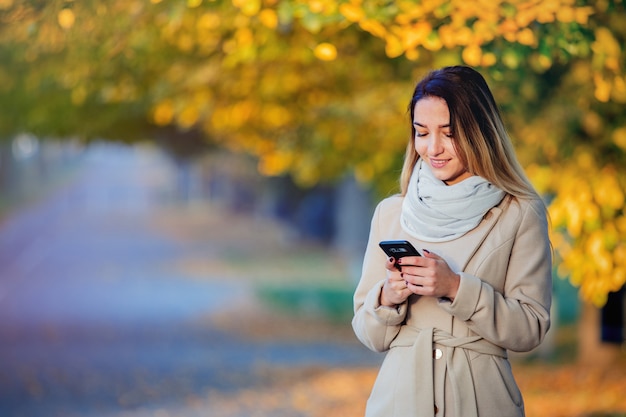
[400,159,506,242]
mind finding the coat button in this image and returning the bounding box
[433,348,443,359]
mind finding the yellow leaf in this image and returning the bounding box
[236,27,254,47]
[473,21,495,43]
[258,151,293,177]
[177,106,199,129]
[57,9,75,29]
[339,3,365,22]
[177,34,194,52]
[612,76,626,103]
[308,0,324,14]
[536,10,555,23]
[555,6,575,23]
[593,28,618,54]
[498,18,517,36]
[481,52,497,67]
[462,44,482,67]
[293,158,320,187]
[515,8,536,28]
[401,22,431,50]
[187,0,202,8]
[153,100,174,126]
[565,202,583,237]
[230,101,254,128]
[574,6,594,25]
[0,0,14,10]
[438,25,455,49]
[333,131,350,150]
[354,162,374,184]
[533,54,553,71]
[616,216,626,234]
[582,110,603,136]
[616,246,626,267]
[262,104,291,127]
[384,35,404,58]
[71,86,87,105]
[359,19,386,38]
[593,73,611,102]
[593,169,625,210]
[548,202,564,227]
[259,9,278,29]
[233,0,260,16]
[517,28,535,46]
[526,164,552,194]
[610,267,626,292]
[612,126,626,151]
[198,13,221,30]
[597,252,613,275]
[590,289,608,308]
[405,48,420,61]
[452,26,473,46]
[585,231,605,257]
[313,42,337,61]
[575,150,595,170]
[423,33,442,51]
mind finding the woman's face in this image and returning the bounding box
[413,96,472,185]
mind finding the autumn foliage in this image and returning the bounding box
[0,0,625,306]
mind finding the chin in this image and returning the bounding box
[431,170,453,183]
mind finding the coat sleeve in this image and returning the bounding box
[439,198,552,352]
[351,200,408,353]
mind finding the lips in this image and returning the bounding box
[429,158,449,169]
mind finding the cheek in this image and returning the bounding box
[449,143,461,160]
[446,144,458,157]
[414,138,427,155]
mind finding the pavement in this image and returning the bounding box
[0,143,381,417]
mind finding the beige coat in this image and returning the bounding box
[352,194,552,417]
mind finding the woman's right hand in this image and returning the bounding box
[379,257,413,307]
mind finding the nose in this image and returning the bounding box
[428,135,444,156]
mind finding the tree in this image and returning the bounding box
[0,0,624,310]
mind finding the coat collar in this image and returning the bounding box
[449,204,504,272]
[415,197,508,273]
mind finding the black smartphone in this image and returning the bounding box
[379,240,421,259]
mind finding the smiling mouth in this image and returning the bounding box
[429,159,449,168]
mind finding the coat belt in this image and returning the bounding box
[388,326,507,417]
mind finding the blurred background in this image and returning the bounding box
[0,1,625,416]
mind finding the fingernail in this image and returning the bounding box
[389,257,395,263]
[423,249,430,254]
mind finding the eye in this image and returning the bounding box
[415,131,428,138]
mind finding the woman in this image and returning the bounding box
[352,66,552,417]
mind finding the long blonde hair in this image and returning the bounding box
[400,66,538,201]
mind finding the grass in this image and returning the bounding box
[257,284,355,322]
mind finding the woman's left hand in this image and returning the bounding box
[397,250,460,301]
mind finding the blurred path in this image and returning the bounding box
[0,144,380,417]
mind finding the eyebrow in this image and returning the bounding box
[413,122,451,128]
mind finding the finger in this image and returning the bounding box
[422,249,441,260]
[407,281,423,289]
[404,274,424,288]
[396,255,422,266]
[395,262,428,278]
[385,256,400,271]
[383,280,411,301]
[385,273,406,291]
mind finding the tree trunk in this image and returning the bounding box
[577,301,623,368]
